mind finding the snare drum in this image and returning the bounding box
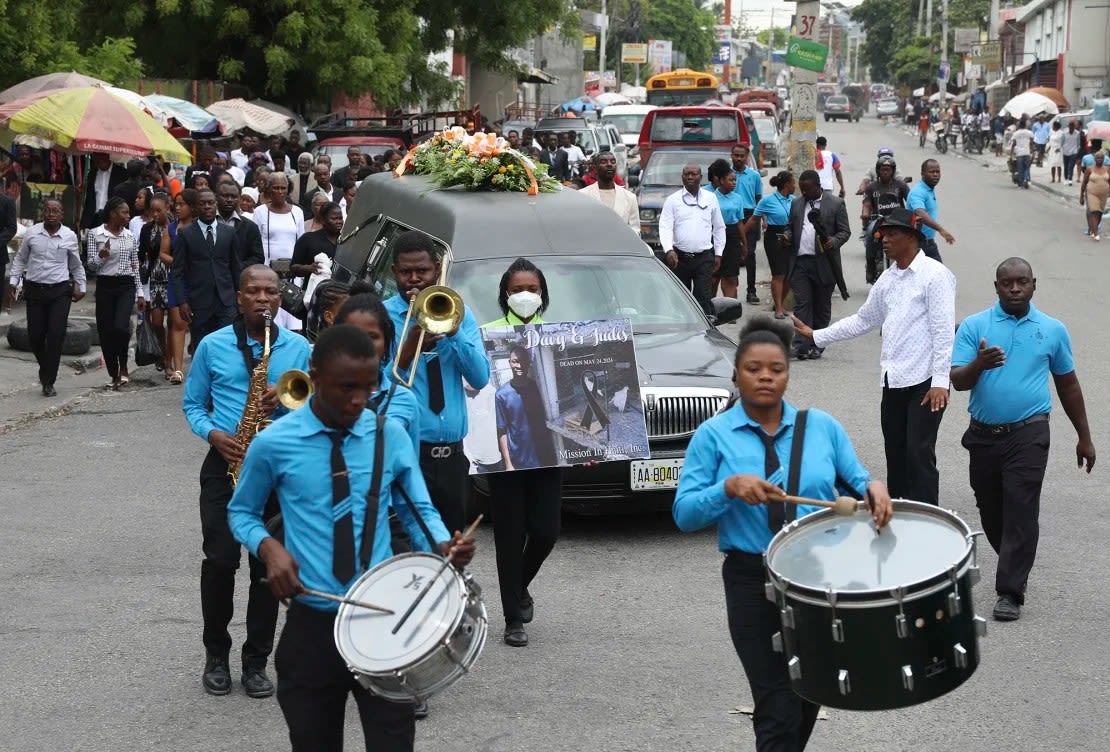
[764,500,987,711]
[334,552,488,702]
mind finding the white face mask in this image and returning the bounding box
[507,291,543,319]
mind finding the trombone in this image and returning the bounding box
[391,283,465,388]
[276,369,313,410]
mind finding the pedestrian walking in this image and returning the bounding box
[138,193,173,378]
[707,159,746,301]
[743,170,794,318]
[658,163,726,318]
[1078,151,1108,241]
[792,207,956,506]
[731,143,765,305]
[950,257,1095,621]
[579,152,639,233]
[1047,121,1064,183]
[1061,120,1082,184]
[254,173,305,330]
[182,265,311,699]
[784,170,850,360]
[215,181,264,268]
[1032,115,1051,167]
[673,316,893,752]
[0,187,17,288]
[170,189,241,347]
[907,159,956,261]
[814,136,845,198]
[1010,121,1035,189]
[482,258,563,649]
[4,199,84,396]
[87,196,145,390]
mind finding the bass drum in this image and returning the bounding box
[764,500,987,711]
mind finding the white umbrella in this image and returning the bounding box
[595,92,633,107]
[1000,91,1059,119]
[207,98,294,137]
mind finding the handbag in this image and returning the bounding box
[264,210,307,319]
[134,313,163,367]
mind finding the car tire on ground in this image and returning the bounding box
[69,315,98,346]
[6,318,93,355]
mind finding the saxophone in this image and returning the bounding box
[227,311,272,487]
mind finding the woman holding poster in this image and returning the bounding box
[484,257,563,648]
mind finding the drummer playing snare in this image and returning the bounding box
[229,324,476,752]
[673,317,892,751]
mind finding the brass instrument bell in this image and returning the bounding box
[276,369,313,410]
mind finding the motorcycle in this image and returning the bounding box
[863,215,893,284]
[934,122,948,154]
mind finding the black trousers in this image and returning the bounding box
[95,275,134,379]
[419,446,469,536]
[276,603,415,752]
[921,238,943,263]
[962,420,1050,602]
[880,378,944,505]
[487,467,563,625]
[23,280,73,386]
[191,308,235,349]
[198,448,278,668]
[789,256,834,351]
[723,553,820,752]
[742,209,760,294]
[672,248,715,316]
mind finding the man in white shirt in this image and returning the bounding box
[793,207,956,505]
[579,153,639,234]
[658,163,726,317]
[1010,121,1035,189]
[814,136,845,197]
[559,131,588,180]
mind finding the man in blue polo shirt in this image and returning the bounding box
[951,257,1095,622]
[906,159,955,262]
[731,143,764,305]
[1031,115,1051,166]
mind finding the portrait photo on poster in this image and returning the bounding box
[463,319,651,473]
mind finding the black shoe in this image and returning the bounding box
[520,592,534,624]
[413,699,429,719]
[792,348,809,361]
[241,668,275,698]
[806,347,824,360]
[202,656,232,696]
[504,621,528,647]
[993,594,1021,621]
[746,291,760,304]
[42,384,56,397]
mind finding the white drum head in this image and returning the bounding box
[335,553,463,674]
[767,502,971,593]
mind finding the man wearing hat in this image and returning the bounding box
[793,207,956,506]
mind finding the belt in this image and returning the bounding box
[969,413,1049,436]
[420,441,463,460]
[24,279,71,288]
[673,247,712,257]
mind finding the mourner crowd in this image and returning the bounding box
[0,124,1100,752]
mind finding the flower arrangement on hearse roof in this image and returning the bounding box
[394,126,560,195]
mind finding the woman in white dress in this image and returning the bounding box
[1047,121,1065,183]
[252,173,305,329]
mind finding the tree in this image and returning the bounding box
[756,27,790,50]
[601,0,716,80]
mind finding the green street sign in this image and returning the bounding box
[785,36,829,73]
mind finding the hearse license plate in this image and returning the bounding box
[630,459,685,491]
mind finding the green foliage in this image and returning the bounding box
[756,27,790,50]
[644,0,717,69]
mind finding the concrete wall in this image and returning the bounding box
[470,30,584,122]
[1021,0,1109,107]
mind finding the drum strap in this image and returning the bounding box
[784,409,809,520]
[358,414,386,572]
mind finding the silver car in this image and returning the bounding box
[876,98,902,118]
[750,116,782,167]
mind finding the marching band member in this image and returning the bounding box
[182,265,311,699]
[228,324,476,752]
[483,258,563,647]
[673,318,892,751]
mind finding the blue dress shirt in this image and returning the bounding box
[228,401,451,612]
[673,401,871,554]
[952,302,1074,425]
[753,192,793,226]
[183,322,312,441]
[384,295,491,443]
[732,166,764,210]
[906,181,938,240]
[712,186,747,225]
[373,372,421,451]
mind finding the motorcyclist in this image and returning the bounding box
[861,155,910,283]
[856,147,903,194]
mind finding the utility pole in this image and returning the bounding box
[917,0,925,38]
[787,0,819,180]
[926,0,934,37]
[599,0,608,90]
[724,0,732,92]
[766,6,775,86]
[940,0,949,106]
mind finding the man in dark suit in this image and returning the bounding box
[171,188,241,344]
[786,169,851,360]
[0,190,17,283]
[80,152,127,229]
[215,181,264,267]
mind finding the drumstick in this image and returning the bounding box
[771,494,857,516]
[261,579,395,614]
[391,514,483,635]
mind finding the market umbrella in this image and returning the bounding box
[999,91,1059,119]
[0,86,191,163]
[1026,86,1069,109]
[101,86,169,125]
[0,71,109,104]
[595,92,633,107]
[1085,121,1110,141]
[144,94,221,134]
[207,98,294,136]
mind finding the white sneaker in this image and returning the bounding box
[1067,180,1073,186]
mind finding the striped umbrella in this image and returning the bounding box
[0,86,191,163]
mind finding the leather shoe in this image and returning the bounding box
[504,622,528,647]
[746,292,761,304]
[414,699,429,719]
[993,594,1021,621]
[42,384,56,397]
[241,668,275,698]
[202,656,232,696]
[520,591,534,624]
[806,347,824,360]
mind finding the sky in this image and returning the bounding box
[734,0,865,30]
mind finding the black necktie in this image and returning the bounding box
[427,357,445,414]
[205,224,215,249]
[759,430,786,533]
[330,432,355,583]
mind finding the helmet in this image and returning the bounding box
[876,146,894,158]
[875,155,897,175]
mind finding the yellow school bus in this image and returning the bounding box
[645,69,720,106]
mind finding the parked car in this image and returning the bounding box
[1051,110,1095,129]
[534,117,629,180]
[636,106,753,173]
[824,95,857,122]
[749,115,782,167]
[631,147,734,250]
[331,173,737,513]
[876,97,903,118]
[601,104,656,174]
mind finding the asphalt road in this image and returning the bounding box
[2,115,1108,752]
